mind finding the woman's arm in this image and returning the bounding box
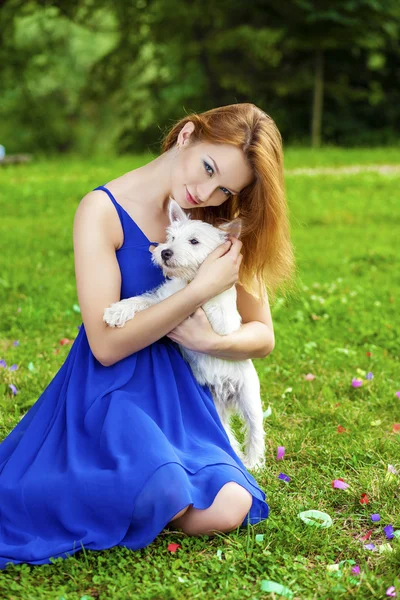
[74,192,210,367]
[207,321,274,360]
[206,282,275,360]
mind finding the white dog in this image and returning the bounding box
[103,199,266,470]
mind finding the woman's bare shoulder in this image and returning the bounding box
[75,190,124,250]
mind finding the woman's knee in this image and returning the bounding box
[177,482,253,535]
[217,482,253,529]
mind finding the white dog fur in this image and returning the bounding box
[103,198,266,470]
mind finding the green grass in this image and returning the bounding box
[0,147,399,599]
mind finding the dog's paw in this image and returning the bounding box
[103,300,137,328]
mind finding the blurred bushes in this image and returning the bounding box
[0,0,399,155]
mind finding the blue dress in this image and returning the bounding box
[0,185,269,570]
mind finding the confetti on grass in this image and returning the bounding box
[326,564,340,572]
[351,378,363,387]
[332,478,349,490]
[304,373,316,381]
[386,586,397,597]
[379,544,393,553]
[263,406,272,418]
[337,425,346,433]
[298,510,333,528]
[167,543,181,553]
[276,446,285,460]
[278,473,290,483]
[260,580,293,598]
[384,524,394,539]
[364,543,376,551]
[359,493,369,504]
[370,514,380,522]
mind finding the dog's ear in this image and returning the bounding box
[168,197,191,224]
[218,218,242,240]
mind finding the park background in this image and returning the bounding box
[0,1,399,599]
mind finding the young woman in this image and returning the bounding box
[0,103,296,569]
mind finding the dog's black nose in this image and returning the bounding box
[161,248,173,261]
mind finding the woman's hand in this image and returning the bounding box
[165,307,219,353]
[189,237,243,301]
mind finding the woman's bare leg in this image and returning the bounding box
[169,505,191,523]
[169,482,252,536]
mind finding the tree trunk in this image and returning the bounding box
[311,48,324,147]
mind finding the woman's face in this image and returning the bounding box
[170,121,254,209]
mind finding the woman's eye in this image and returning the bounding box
[189,239,199,245]
[204,161,213,176]
[203,160,231,196]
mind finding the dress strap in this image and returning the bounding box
[93,185,124,219]
[93,185,161,247]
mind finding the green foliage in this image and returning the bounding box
[0,148,399,597]
[0,0,399,152]
[0,1,117,153]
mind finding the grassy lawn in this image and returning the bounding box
[0,147,399,599]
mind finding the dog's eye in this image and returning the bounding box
[189,239,199,245]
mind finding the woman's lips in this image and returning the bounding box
[186,188,198,205]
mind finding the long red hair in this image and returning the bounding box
[161,103,297,303]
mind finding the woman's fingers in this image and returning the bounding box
[227,236,243,258]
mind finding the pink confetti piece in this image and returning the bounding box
[388,465,398,475]
[384,524,394,539]
[366,372,374,380]
[370,513,380,522]
[9,384,17,395]
[276,446,285,460]
[364,543,376,551]
[167,543,181,553]
[304,373,316,381]
[386,587,396,598]
[393,424,400,433]
[278,472,290,483]
[351,378,363,387]
[351,565,360,575]
[332,478,349,489]
[396,391,400,399]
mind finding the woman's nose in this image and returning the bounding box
[197,180,219,202]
